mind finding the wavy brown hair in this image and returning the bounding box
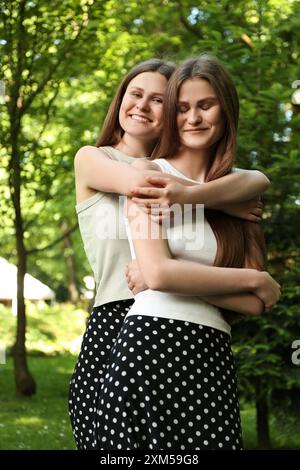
[96,59,175,150]
[154,54,266,272]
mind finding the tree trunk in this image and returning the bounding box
[4,0,88,396]
[13,248,36,396]
[255,379,271,449]
[61,220,79,304]
[11,154,36,396]
[9,110,36,396]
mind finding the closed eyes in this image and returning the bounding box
[177,98,218,113]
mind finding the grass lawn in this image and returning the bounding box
[1,355,298,450]
[0,355,77,450]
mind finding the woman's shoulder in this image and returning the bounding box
[75,145,108,159]
[131,158,162,171]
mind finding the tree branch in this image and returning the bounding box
[22,19,85,115]
[27,222,78,255]
[27,83,61,157]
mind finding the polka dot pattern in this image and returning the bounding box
[96,315,243,450]
[68,300,134,449]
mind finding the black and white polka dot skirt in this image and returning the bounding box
[68,299,134,450]
[96,314,243,450]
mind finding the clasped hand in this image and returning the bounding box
[130,176,263,223]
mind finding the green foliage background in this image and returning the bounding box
[0,0,300,449]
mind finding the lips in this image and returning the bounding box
[184,128,209,132]
[129,114,152,123]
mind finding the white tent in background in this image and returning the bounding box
[0,257,55,313]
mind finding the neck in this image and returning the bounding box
[114,133,154,158]
[170,146,212,182]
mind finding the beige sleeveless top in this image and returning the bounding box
[76,146,136,307]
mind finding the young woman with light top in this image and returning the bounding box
[69,58,273,450]
[93,55,281,450]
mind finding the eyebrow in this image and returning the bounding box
[128,86,164,96]
[178,96,218,104]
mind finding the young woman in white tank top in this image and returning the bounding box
[94,55,281,450]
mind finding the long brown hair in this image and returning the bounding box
[154,54,266,271]
[96,59,175,150]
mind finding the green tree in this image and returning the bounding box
[0,0,298,451]
[0,0,107,395]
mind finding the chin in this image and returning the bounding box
[128,129,156,139]
[184,140,210,149]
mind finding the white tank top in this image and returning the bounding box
[125,158,231,336]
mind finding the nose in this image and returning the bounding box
[188,108,202,125]
[136,97,150,112]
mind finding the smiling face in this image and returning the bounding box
[177,78,225,153]
[119,72,167,141]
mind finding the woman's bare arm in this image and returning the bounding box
[201,293,264,316]
[74,145,202,202]
[74,146,159,197]
[126,198,280,308]
[130,159,268,222]
[184,168,270,207]
[126,259,265,316]
[75,146,269,208]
